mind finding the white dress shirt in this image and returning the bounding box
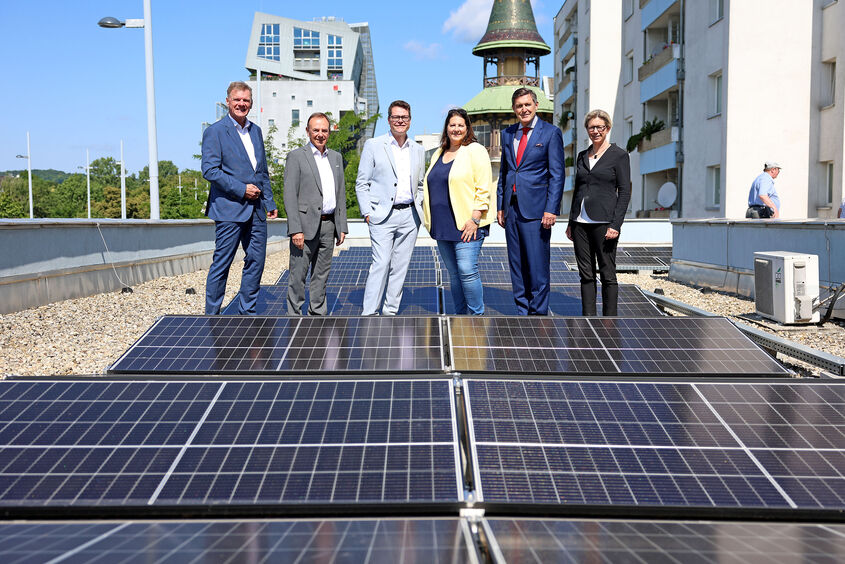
[229,115,257,171]
[309,142,336,215]
[390,135,413,205]
[512,115,539,155]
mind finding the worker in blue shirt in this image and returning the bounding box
[746,161,781,218]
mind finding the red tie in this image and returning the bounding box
[514,126,530,192]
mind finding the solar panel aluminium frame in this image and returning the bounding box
[108,316,448,376]
[0,379,466,519]
[462,378,845,521]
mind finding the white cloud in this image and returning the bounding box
[443,0,542,43]
[403,40,445,60]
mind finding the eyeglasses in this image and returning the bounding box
[389,115,411,123]
[587,125,607,132]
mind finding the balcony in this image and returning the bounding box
[638,126,679,152]
[560,34,576,61]
[563,127,575,147]
[640,141,679,175]
[639,58,679,103]
[293,59,321,72]
[639,44,680,81]
[642,0,678,30]
[559,80,575,104]
[557,72,572,94]
[484,75,540,88]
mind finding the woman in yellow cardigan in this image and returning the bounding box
[423,108,495,314]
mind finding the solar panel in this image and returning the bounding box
[465,379,845,516]
[110,316,445,374]
[0,519,476,563]
[483,518,845,563]
[449,317,790,375]
[444,284,663,317]
[0,379,462,514]
[233,286,439,316]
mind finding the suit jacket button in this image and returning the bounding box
[394,183,397,187]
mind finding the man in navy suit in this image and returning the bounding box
[202,81,278,315]
[497,88,565,315]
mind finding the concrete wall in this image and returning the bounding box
[670,219,845,303]
[0,218,672,314]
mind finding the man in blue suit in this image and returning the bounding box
[202,81,278,315]
[355,100,425,316]
[497,88,565,315]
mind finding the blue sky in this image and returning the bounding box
[0,0,554,175]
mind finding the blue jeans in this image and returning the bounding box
[437,238,484,315]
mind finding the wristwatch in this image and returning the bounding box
[471,217,481,225]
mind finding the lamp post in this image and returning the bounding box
[118,140,127,219]
[14,131,33,219]
[98,0,159,220]
[86,149,91,219]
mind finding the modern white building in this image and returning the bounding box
[553,0,844,219]
[241,13,378,156]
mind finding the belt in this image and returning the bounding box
[392,203,412,210]
[320,213,334,221]
[748,204,767,209]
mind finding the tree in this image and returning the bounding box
[0,177,27,218]
[326,111,379,218]
[263,124,287,218]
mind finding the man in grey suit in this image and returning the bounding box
[284,112,348,315]
[355,100,425,316]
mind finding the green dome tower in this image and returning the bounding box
[464,0,553,175]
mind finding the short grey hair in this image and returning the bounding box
[511,87,538,106]
[227,81,252,98]
[584,109,612,130]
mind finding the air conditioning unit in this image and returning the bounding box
[754,252,820,324]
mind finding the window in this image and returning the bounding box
[826,162,835,204]
[257,23,280,61]
[475,124,491,147]
[307,100,313,107]
[291,94,296,100]
[293,27,320,48]
[624,0,634,19]
[584,38,590,64]
[708,165,721,207]
[710,72,723,116]
[272,91,277,98]
[709,0,724,23]
[268,119,275,128]
[327,35,343,70]
[624,52,634,84]
[821,60,836,108]
[624,118,634,142]
[291,109,300,127]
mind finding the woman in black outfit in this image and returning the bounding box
[566,109,632,316]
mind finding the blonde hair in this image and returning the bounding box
[584,109,612,130]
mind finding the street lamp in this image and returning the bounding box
[98,0,160,220]
[14,131,33,219]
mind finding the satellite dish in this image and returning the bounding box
[657,182,677,208]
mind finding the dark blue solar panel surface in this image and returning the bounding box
[466,380,845,513]
[0,519,473,564]
[443,284,662,316]
[110,316,445,374]
[0,380,461,510]
[484,518,845,564]
[450,317,788,375]
[227,285,439,316]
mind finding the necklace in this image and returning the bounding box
[590,143,610,159]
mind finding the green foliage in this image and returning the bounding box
[0,177,28,218]
[0,169,70,184]
[625,116,666,153]
[564,156,574,168]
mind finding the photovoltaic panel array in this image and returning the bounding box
[444,284,663,317]
[109,316,445,374]
[449,316,790,375]
[0,519,477,564]
[0,379,462,514]
[224,285,439,316]
[465,379,845,516]
[483,518,845,563]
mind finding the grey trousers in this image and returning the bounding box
[361,207,420,315]
[287,217,335,316]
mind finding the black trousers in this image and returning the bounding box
[571,222,619,316]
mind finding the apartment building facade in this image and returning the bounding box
[553,0,843,219]
[241,13,379,156]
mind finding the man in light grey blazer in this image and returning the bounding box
[284,112,348,315]
[355,100,425,316]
